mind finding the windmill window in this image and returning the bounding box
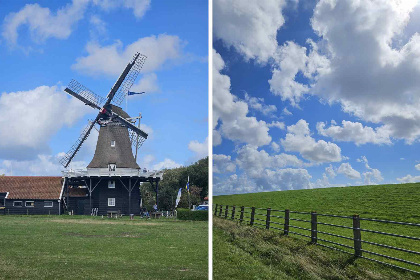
[108,164,116,171]
[44,201,53,207]
[25,201,34,207]
[108,198,115,207]
[13,201,22,207]
[108,180,115,189]
[111,140,115,147]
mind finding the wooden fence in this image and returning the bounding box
[214,204,420,275]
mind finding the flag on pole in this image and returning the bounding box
[128,91,145,96]
[186,176,190,193]
[175,188,182,208]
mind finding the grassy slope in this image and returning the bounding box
[213,183,420,275]
[0,216,207,280]
[214,218,418,280]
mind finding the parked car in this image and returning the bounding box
[195,205,208,211]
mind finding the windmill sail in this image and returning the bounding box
[65,79,106,110]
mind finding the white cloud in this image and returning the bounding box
[2,0,89,47]
[317,120,392,145]
[337,162,361,179]
[131,73,159,94]
[72,34,184,77]
[0,85,90,160]
[357,156,384,185]
[213,0,287,63]
[325,164,336,178]
[244,93,277,116]
[152,158,182,171]
[213,129,222,146]
[281,119,343,163]
[92,0,151,18]
[282,107,292,116]
[279,0,420,143]
[188,137,208,160]
[271,142,280,152]
[213,50,271,146]
[213,154,236,173]
[235,145,303,178]
[397,174,420,183]
[267,121,285,130]
[415,163,420,171]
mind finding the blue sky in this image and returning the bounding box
[213,0,420,195]
[0,0,208,175]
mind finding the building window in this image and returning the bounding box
[25,201,34,207]
[111,140,115,147]
[44,201,53,207]
[108,180,115,189]
[13,201,22,207]
[108,198,115,207]
[108,163,116,171]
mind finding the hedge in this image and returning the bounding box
[177,208,208,221]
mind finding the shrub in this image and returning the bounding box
[177,208,208,221]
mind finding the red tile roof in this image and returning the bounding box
[0,176,63,200]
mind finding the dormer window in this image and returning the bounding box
[111,140,115,147]
[108,180,115,189]
[108,164,116,171]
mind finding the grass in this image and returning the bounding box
[214,217,418,280]
[213,183,420,275]
[0,215,208,280]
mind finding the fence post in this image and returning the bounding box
[353,214,362,257]
[224,205,229,219]
[284,209,290,235]
[311,211,317,244]
[214,204,218,216]
[219,205,223,217]
[266,208,271,230]
[231,205,236,220]
[250,207,255,226]
[240,206,244,223]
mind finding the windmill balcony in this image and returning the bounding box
[62,168,164,179]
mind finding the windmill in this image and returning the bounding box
[59,52,148,168]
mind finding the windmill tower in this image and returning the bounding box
[60,53,162,216]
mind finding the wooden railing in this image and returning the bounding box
[214,204,420,275]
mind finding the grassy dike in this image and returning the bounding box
[213,218,418,280]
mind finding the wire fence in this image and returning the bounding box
[213,204,420,275]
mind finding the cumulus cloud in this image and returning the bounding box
[152,158,182,171]
[92,0,151,18]
[277,0,420,143]
[415,163,420,171]
[267,121,285,130]
[72,34,184,77]
[235,145,304,178]
[271,142,280,152]
[281,119,343,163]
[357,156,384,185]
[2,0,89,47]
[0,85,91,160]
[188,137,208,160]
[317,120,392,145]
[244,93,277,116]
[213,0,287,63]
[213,154,236,173]
[397,174,420,183]
[213,49,271,146]
[337,162,361,179]
[325,164,336,178]
[131,73,159,94]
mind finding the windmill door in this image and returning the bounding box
[76,199,85,215]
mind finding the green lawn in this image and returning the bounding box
[214,218,418,280]
[0,215,208,280]
[214,183,420,276]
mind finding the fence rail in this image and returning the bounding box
[213,204,420,275]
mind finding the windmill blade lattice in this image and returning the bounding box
[110,53,147,106]
[66,79,106,109]
[59,114,99,168]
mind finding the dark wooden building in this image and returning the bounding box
[0,176,64,215]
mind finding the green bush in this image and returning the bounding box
[177,208,208,221]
